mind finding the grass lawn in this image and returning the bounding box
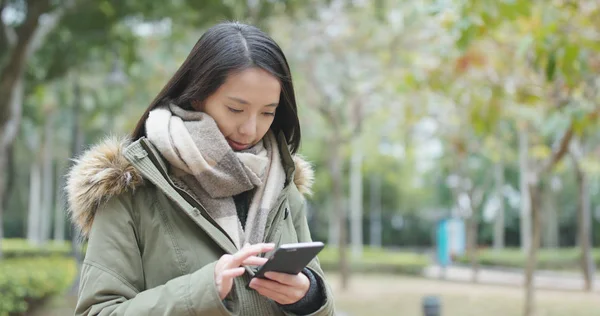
[328,273,599,316]
[31,273,598,316]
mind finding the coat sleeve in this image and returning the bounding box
[75,193,235,316]
[284,195,336,316]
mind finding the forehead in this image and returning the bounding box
[216,68,281,103]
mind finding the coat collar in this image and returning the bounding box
[66,133,314,238]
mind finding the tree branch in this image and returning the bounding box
[539,122,574,175]
[27,0,75,58]
[1,0,74,146]
[0,1,47,128]
[0,1,17,49]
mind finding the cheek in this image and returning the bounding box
[213,115,236,137]
[204,106,234,136]
[257,118,274,138]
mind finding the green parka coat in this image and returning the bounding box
[66,135,335,316]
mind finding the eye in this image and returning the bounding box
[263,112,276,116]
[227,106,243,113]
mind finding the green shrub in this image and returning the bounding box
[2,239,72,258]
[318,247,429,275]
[455,248,600,271]
[0,257,77,316]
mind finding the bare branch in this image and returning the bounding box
[539,122,574,175]
[302,57,346,140]
[0,1,17,49]
[1,0,74,133]
[539,104,600,175]
[27,0,76,58]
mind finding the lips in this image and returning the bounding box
[227,138,251,151]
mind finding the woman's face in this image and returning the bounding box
[193,67,281,151]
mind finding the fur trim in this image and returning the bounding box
[66,137,314,237]
[66,137,144,237]
[292,155,314,196]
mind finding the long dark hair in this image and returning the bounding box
[131,21,301,154]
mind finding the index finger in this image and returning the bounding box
[228,243,275,268]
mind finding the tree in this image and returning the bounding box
[272,0,442,289]
[446,1,600,314]
[0,0,69,258]
[0,0,323,259]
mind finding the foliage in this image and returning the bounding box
[1,239,71,258]
[455,248,600,271]
[2,0,600,264]
[318,247,429,275]
[0,257,76,315]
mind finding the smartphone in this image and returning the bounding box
[252,241,325,279]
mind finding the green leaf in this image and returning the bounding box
[516,35,534,59]
[561,43,580,84]
[563,44,579,66]
[98,1,116,18]
[456,22,476,50]
[531,145,551,160]
[546,50,556,81]
[498,0,531,20]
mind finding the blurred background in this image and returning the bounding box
[1,0,599,315]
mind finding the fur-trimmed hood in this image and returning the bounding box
[66,137,314,237]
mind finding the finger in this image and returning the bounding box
[221,267,245,279]
[250,280,295,305]
[250,277,289,294]
[229,243,275,268]
[264,272,303,286]
[242,256,269,266]
[216,254,233,270]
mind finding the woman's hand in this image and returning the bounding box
[249,271,310,305]
[215,243,275,300]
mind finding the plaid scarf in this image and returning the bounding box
[145,103,285,248]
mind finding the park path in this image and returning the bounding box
[424,265,600,292]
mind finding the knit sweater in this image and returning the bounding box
[233,191,324,315]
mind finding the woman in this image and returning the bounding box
[66,21,335,316]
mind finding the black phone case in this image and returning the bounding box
[252,244,324,279]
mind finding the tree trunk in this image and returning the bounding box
[467,198,480,283]
[574,160,595,291]
[0,150,6,259]
[524,183,542,316]
[350,138,363,257]
[1,0,65,259]
[69,74,85,295]
[330,136,349,290]
[27,159,42,245]
[369,174,382,248]
[54,162,66,243]
[542,185,559,248]
[40,114,55,244]
[0,74,24,259]
[493,162,505,250]
[519,130,532,253]
[3,143,14,215]
[327,197,339,247]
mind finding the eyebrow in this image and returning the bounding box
[227,96,278,107]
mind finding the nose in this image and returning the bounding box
[238,115,257,140]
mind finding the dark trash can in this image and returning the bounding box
[422,295,441,316]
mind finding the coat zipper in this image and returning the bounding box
[140,140,237,248]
